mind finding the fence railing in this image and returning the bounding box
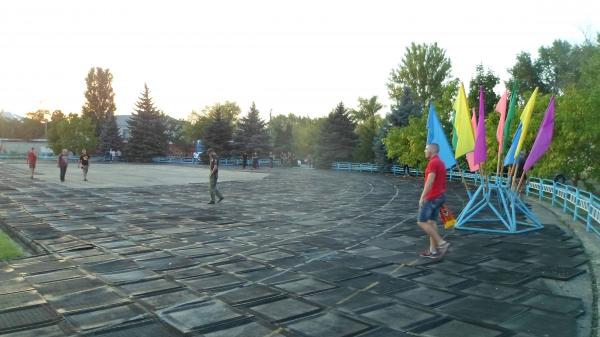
[152,156,282,167]
[331,162,600,239]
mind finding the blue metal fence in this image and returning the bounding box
[331,162,600,238]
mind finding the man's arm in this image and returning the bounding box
[420,172,436,206]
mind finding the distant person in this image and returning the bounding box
[417,143,450,259]
[110,149,115,162]
[78,149,90,181]
[207,148,224,204]
[192,152,199,164]
[58,149,69,182]
[252,152,258,169]
[116,150,122,161]
[242,152,248,169]
[26,147,37,179]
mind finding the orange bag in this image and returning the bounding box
[440,204,456,229]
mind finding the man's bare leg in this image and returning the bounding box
[418,221,444,252]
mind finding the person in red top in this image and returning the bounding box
[418,143,450,259]
[26,147,37,179]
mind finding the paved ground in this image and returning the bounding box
[0,163,594,337]
[4,162,268,188]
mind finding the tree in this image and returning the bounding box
[17,109,48,140]
[234,102,270,155]
[47,114,97,155]
[388,86,422,127]
[98,114,122,153]
[384,114,427,169]
[315,102,358,168]
[350,96,383,162]
[507,52,545,93]
[468,64,500,115]
[126,84,168,161]
[200,102,241,155]
[165,117,191,155]
[388,42,453,106]
[82,67,116,139]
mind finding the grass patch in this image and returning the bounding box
[0,230,23,260]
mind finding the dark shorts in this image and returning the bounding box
[418,194,446,223]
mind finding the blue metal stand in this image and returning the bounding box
[455,177,544,234]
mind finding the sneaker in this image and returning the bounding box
[207,201,215,204]
[218,197,224,203]
[437,241,450,256]
[419,249,440,259]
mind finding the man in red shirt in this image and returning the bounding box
[418,143,450,259]
[26,147,37,179]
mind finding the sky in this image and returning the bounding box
[0,0,598,121]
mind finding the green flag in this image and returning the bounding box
[502,82,519,152]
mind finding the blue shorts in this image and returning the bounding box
[418,194,446,223]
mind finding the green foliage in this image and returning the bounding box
[199,101,241,155]
[388,42,453,106]
[165,118,191,155]
[126,84,169,161]
[47,114,97,155]
[384,114,427,169]
[315,102,358,168]
[0,231,23,260]
[350,96,384,162]
[234,102,270,155]
[82,67,117,139]
[468,64,500,114]
[270,114,324,160]
[99,114,122,153]
[388,87,422,127]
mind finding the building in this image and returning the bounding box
[115,115,131,141]
[0,138,52,156]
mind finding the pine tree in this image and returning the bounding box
[82,67,117,139]
[126,84,168,161]
[316,102,358,168]
[388,86,422,127]
[99,114,123,153]
[234,102,270,155]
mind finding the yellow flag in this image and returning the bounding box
[514,88,539,160]
[453,83,475,159]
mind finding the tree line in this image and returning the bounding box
[1,34,598,188]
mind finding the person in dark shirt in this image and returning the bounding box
[78,149,90,182]
[242,152,248,169]
[207,149,224,204]
[57,149,69,182]
[417,143,450,259]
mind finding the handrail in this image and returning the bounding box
[332,161,600,239]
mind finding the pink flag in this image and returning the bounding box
[473,87,487,165]
[495,90,508,148]
[523,97,555,172]
[466,108,479,171]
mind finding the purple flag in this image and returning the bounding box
[473,87,487,165]
[523,97,555,172]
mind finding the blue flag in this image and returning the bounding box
[503,123,522,166]
[427,103,457,170]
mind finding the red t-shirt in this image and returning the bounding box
[27,151,37,164]
[424,155,446,200]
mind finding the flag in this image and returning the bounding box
[514,88,539,160]
[453,83,475,158]
[473,87,487,165]
[466,108,479,171]
[523,97,555,172]
[503,82,520,152]
[451,110,458,150]
[504,123,522,166]
[427,103,457,170]
[495,90,508,148]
